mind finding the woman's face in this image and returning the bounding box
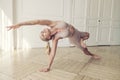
[40,28,51,40]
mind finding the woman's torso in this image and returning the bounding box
[53,21,88,47]
[54,21,71,38]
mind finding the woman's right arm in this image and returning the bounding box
[40,38,59,72]
[7,19,54,31]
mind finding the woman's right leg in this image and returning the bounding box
[80,39,101,59]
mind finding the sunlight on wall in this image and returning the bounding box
[0,8,13,51]
[22,39,31,50]
[0,7,32,51]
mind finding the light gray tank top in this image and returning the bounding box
[54,21,85,48]
[55,21,70,38]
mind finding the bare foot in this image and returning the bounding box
[92,54,101,60]
[39,68,50,72]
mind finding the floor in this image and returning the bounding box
[0,46,120,80]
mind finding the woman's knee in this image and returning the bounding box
[83,32,89,40]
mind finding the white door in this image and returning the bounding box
[86,0,101,45]
[15,0,72,48]
[86,0,120,45]
[98,0,112,45]
[110,0,120,45]
[71,0,87,31]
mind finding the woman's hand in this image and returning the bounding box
[39,67,50,72]
[7,24,20,31]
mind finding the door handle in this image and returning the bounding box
[98,20,100,22]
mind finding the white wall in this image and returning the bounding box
[0,0,14,51]
[5,0,120,49]
[15,0,72,49]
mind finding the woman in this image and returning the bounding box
[7,19,100,72]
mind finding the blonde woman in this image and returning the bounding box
[7,19,100,72]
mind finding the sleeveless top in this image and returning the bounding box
[55,21,71,38]
[54,21,87,48]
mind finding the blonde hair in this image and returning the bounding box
[39,33,51,55]
[40,34,50,41]
[39,31,52,55]
[39,29,52,42]
[45,41,51,55]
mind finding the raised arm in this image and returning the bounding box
[7,19,55,31]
